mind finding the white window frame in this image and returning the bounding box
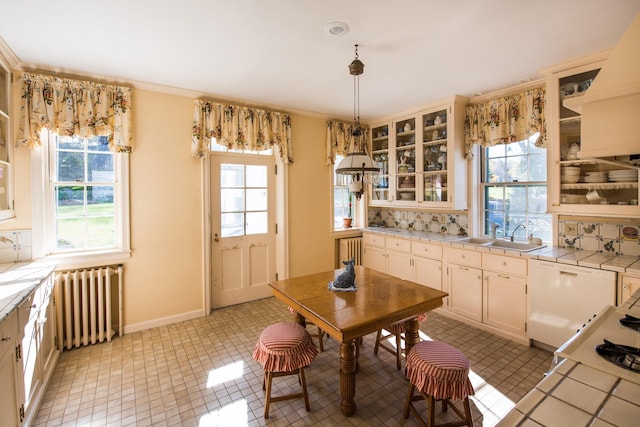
[479,134,551,243]
[331,155,364,233]
[32,130,131,269]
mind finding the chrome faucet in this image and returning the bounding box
[490,221,500,239]
[510,224,527,242]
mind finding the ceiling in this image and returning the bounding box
[2,1,639,122]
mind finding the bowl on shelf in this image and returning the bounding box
[561,166,581,175]
[398,192,414,200]
[561,175,581,183]
[561,194,586,204]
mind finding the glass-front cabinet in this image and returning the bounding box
[369,95,468,210]
[370,124,390,203]
[0,53,14,220]
[546,60,640,216]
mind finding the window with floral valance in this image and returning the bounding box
[464,87,546,158]
[325,120,370,165]
[191,100,293,164]
[17,72,133,152]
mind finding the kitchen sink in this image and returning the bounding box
[454,237,545,252]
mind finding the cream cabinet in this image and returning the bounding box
[0,51,15,220]
[412,241,443,291]
[444,247,483,322]
[0,270,58,426]
[482,253,528,337]
[619,274,640,305]
[0,311,20,427]
[368,96,468,209]
[546,59,640,217]
[362,232,412,280]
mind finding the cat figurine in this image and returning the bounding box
[329,258,356,290]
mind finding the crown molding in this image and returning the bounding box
[0,36,20,69]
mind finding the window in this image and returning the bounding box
[333,155,356,230]
[36,133,130,259]
[220,163,269,237]
[481,134,551,242]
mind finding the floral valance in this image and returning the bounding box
[325,120,370,165]
[191,100,293,163]
[464,87,546,158]
[17,72,133,152]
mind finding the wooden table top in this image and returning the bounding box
[269,266,448,342]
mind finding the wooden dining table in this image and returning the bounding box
[269,265,448,416]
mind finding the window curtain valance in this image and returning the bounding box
[464,87,546,158]
[191,100,293,163]
[17,72,133,152]
[325,120,370,165]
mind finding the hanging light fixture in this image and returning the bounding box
[335,44,379,200]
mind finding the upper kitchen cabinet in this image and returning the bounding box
[368,95,468,210]
[546,57,640,216]
[0,53,14,221]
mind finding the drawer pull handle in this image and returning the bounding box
[560,271,578,277]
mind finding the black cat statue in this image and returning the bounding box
[328,258,357,292]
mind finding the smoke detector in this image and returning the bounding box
[324,21,350,37]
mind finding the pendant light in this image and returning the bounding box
[335,44,378,200]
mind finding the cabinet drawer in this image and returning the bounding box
[412,241,443,260]
[443,246,481,268]
[386,236,411,253]
[0,311,18,355]
[483,253,527,276]
[363,233,385,249]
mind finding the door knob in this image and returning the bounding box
[214,233,220,242]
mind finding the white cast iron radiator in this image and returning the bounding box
[339,237,362,265]
[54,265,123,351]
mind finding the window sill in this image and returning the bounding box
[332,227,364,238]
[39,249,132,271]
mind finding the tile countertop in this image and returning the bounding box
[497,288,640,427]
[362,227,640,274]
[0,261,57,323]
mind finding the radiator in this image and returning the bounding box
[339,237,362,265]
[54,265,123,351]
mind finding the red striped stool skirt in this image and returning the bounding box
[404,340,475,427]
[253,322,318,418]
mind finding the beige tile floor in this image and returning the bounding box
[34,297,552,426]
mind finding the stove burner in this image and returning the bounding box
[595,339,640,373]
[620,314,640,332]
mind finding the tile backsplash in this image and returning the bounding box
[558,217,640,256]
[367,208,469,236]
[0,230,32,263]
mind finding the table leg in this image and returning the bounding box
[339,339,357,416]
[293,312,306,327]
[404,318,420,355]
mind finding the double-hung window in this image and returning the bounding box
[35,132,130,262]
[333,155,357,230]
[481,134,551,242]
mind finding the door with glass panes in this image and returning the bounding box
[210,154,276,308]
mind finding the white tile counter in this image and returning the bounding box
[0,261,57,322]
[497,288,640,426]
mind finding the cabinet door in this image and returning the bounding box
[394,116,417,204]
[414,257,442,290]
[363,245,386,273]
[421,108,450,205]
[447,264,483,322]
[370,123,390,205]
[39,292,57,379]
[483,272,527,336]
[0,312,19,427]
[387,250,412,280]
[18,295,42,421]
[620,275,640,305]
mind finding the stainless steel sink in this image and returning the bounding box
[454,237,545,252]
[487,240,546,252]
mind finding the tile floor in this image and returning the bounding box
[34,297,552,426]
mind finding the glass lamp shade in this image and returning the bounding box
[335,152,379,175]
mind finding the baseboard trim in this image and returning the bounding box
[123,309,205,334]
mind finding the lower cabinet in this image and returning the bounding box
[0,270,58,426]
[619,274,640,305]
[447,264,483,322]
[0,311,20,427]
[363,233,413,280]
[412,241,443,291]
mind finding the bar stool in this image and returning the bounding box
[374,312,428,370]
[403,340,474,427]
[252,322,318,418]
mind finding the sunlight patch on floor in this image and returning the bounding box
[199,399,248,426]
[206,360,245,388]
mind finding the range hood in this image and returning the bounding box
[564,13,640,158]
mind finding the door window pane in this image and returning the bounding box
[246,189,267,211]
[246,212,268,235]
[246,165,267,187]
[221,212,244,237]
[221,188,244,212]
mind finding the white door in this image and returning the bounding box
[210,154,276,308]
